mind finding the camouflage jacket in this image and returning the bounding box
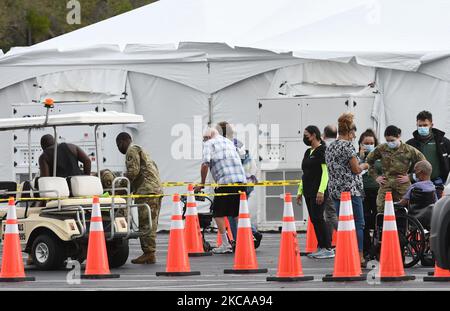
[366,142,425,180]
[100,169,117,190]
[125,144,163,195]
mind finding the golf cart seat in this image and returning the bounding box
[40,176,126,209]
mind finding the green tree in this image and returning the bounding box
[0,0,156,53]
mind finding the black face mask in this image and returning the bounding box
[303,136,312,146]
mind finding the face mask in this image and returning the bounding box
[363,144,375,152]
[387,140,399,149]
[303,136,312,146]
[418,126,430,137]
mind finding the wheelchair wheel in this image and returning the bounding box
[396,213,426,268]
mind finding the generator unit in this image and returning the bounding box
[256,94,376,231]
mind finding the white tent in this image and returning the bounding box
[1,0,450,230]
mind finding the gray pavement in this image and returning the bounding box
[0,233,447,291]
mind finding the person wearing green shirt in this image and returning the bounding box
[296,125,334,259]
[406,111,450,198]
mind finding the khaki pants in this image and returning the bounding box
[376,181,411,213]
[135,197,162,254]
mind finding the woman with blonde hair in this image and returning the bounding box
[325,112,369,267]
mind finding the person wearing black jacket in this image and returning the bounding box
[406,111,450,197]
[296,125,334,259]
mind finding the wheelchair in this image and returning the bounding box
[180,193,215,252]
[369,186,441,268]
[180,192,263,252]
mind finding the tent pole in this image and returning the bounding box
[95,125,101,177]
[28,128,32,181]
[208,95,213,126]
[53,126,57,177]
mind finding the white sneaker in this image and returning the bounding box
[212,244,233,254]
[307,248,324,258]
[315,249,335,259]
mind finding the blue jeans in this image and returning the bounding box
[333,196,365,252]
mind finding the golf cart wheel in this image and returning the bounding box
[107,239,129,268]
[31,234,66,270]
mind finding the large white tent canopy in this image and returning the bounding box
[8,0,450,53]
[1,0,450,229]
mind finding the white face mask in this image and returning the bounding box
[417,126,430,136]
[363,144,375,152]
[387,140,400,149]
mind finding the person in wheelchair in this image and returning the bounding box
[398,160,437,229]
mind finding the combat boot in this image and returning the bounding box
[131,252,156,264]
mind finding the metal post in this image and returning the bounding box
[53,126,57,177]
[44,106,50,125]
[208,96,213,126]
[94,125,101,176]
[28,128,32,181]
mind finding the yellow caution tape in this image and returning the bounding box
[161,180,302,188]
[0,180,302,202]
[0,192,243,203]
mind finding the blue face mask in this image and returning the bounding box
[363,144,375,152]
[418,126,430,136]
[387,140,399,149]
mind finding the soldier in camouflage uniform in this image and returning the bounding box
[100,169,128,218]
[116,132,163,264]
[100,169,118,192]
[366,125,425,212]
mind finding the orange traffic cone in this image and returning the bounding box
[300,217,318,256]
[81,196,119,279]
[185,184,212,257]
[424,264,450,282]
[216,217,234,247]
[323,192,366,281]
[378,192,415,281]
[267,193,313,282]
[224,192,267,274]
[157,194,200,276]
[0,198,35,282]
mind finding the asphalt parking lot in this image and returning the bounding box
[0,232,447,291]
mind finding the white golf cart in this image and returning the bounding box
[0,108,151,270]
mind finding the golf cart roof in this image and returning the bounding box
[0,111,144,131]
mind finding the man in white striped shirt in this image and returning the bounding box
[195,128,246,254]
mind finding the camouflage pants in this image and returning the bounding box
[376,181,411,213]
[135,197,162,254]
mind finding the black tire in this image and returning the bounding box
[74,249,87,265]
[421,253,435,267]
[107,239,129,268]
[31,234,66,270]
[397,214,425,268]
